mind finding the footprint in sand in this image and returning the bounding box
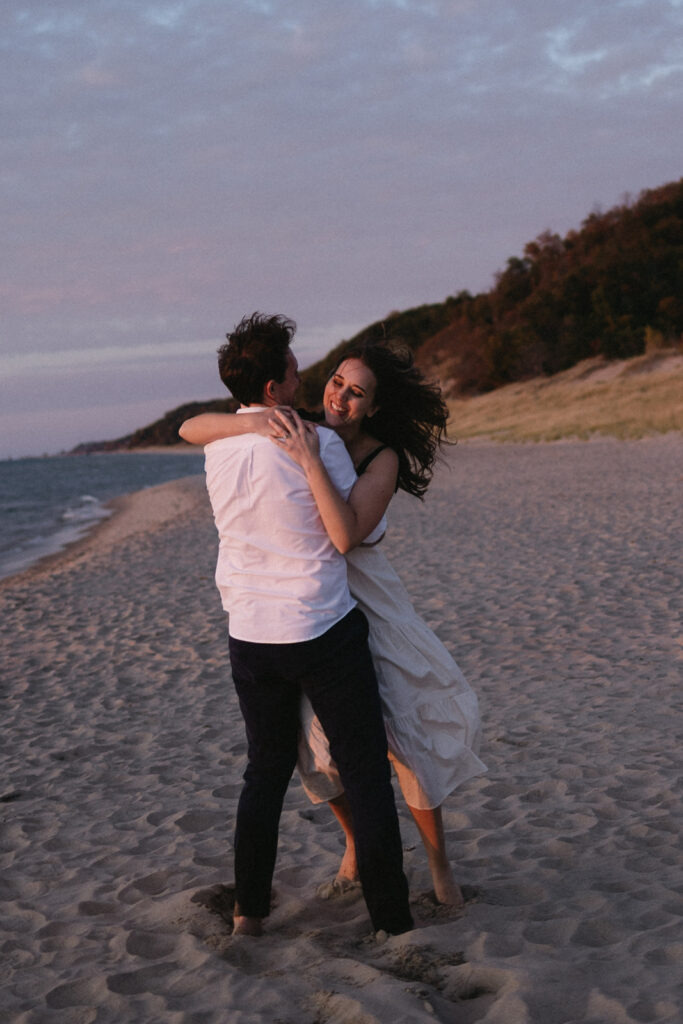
[125,930,178,959]
[191,883,237,929]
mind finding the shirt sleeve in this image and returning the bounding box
[361,515,387,545]
[317,427,357,500]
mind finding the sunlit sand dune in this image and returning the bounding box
[447,349,683,441]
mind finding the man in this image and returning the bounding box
[193,313,412,937]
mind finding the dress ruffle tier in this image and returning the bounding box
[297,541,486,809]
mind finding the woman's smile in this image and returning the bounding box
[328,397,349,418]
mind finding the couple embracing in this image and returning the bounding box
[180,313,485,937]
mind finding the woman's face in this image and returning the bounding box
[323,358,378,431]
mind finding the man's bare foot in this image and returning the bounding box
[232,915,263,936]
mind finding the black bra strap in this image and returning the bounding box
[355,445,389,477]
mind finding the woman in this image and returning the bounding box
[181,343,486,906]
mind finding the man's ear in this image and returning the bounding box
[263,379,277,405]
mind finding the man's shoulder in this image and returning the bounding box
[317,425,351,461]
[204,433,265,454]
[316,424,341,445]
[316,428,356,495]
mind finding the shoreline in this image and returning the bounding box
[0,472,208,592]
[0,447,207,588]
[0,442,200,463]
[2,431,680,589]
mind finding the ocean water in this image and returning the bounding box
[0,451,205,581]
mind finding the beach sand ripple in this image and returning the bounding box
[1,439,681,1022]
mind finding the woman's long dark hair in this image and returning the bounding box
[334,343,450,499]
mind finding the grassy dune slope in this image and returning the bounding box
[447,350,683,442]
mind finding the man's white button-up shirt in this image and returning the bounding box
[204,410,357,643]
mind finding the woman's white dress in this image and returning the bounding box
[297,518,486,810]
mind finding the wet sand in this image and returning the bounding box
[1,436,681,1023]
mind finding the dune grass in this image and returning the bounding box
[447,351,683,442]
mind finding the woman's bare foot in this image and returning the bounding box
[408,803,465,908]
[336,841,359,884]
[326,794,360,885]
[432,872,465,909]
[232,915,263,937]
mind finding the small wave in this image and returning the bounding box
[0,502,113,580]
[61,495,111,524]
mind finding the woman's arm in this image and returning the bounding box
[270,410,398,554]
[178,408,289,445]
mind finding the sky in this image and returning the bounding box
[2,0,682,458]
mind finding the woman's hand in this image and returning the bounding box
[269,409,320,468]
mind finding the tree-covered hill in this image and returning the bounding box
[73,177,683,450]
[301,176,682,400]
[415,177,683,395]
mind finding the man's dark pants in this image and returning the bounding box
[228,607,413,935]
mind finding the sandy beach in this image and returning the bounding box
[2,436,682,1024]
